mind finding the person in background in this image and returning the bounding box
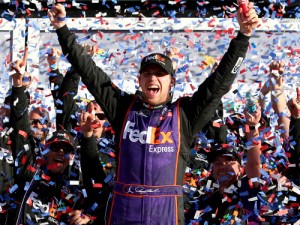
[257,61,299,223]
[7,49,93,225]
[79,101,114,225]
[47,44,115,223]
[48,2,259,224]
[0,50,42,224]
[186,104,262,224]
[13,129,91,225]
[82,100,116,186]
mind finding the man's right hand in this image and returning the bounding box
[47,47,62,68]
[260,60,285,96]
[48,3,67,29]
[236,1,260,36]
[80,102,101,138]
[10,47,29,87]
[244,103,261,126]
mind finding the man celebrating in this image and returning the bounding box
[48,3,259,224]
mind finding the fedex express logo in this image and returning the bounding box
[123,121,173,144]
[144,54,166,65]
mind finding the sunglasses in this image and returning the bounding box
[31,119,49,125]
[49,142,74,153]
[95,113,106,120]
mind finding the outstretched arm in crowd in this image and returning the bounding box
[79,102,104,178]
[48,47,64,104]
[47,46,80,132]
[259,61,290,139]
[9,48,32,156]
[48,45,94,133]
[269,61,290,139]
[79,102,109,224]
[49,46,81,132]
[244,104,261,188]
[9,48,36,186]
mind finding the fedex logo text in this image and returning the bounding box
[123,121,173,144]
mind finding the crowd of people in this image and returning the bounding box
[0,2,299,225]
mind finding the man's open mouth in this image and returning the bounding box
[147,85,159,94]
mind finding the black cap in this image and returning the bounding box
[208,145,241,164]
[46,130,75,153]
[139,53,175,76]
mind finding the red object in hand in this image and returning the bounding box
[238,0,249,14]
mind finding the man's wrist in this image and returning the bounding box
[82,130,93,138]
[54,22,66,30]
[12,84,23,88]
[236,31,251,41]
[238,30,252,37]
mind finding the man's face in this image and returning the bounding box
[138,64,175,106]
[45,144,73,174]
[212,155,241,185]
[30,110,49,141]
[90,102,107,138]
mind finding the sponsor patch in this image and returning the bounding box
[231,57,244,74]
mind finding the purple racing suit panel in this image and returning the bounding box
[117,100,180,186]
[108,100,182,224]
[108,192,180,225]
